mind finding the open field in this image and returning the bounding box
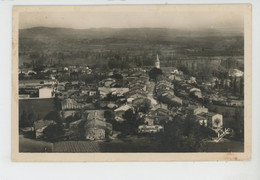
[53,141,100,152]
[205,138,244,152]
[19,135,53,152]
[53,137,166,152]
[20,135,244,153]
[207,104,242,117]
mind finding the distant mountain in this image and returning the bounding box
[18,26,244,67]
[19,26,243,42]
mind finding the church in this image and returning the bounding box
[155,54,160,69]
[148,54,162,81]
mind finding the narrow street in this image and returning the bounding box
[146,81,158,108]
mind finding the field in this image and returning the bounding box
[20,135,244,153]
[205,139,244,152]
[207,104,239,116]
[53,137,165,152]
[53,141,100,152]
[19,135,53,152]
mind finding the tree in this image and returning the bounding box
[135,98,151,114]
[183,113,198,137]
[157,113,206,152]
[33,65,45,73]
[232,107,244,140]
[149,67,163,81]
[65,116,77,123]
[233,76,237,93]
[104,110,115,124]
[44,111,62,124]
[20,111,35,128]
[179,65,189,75]
[240,77,244,97]
[121,109,143,135]
[20,110,27,128]
[122,109,136,122]
[225,110,231,118]
[43,124,64,141]
[111,73,123,79]
[104,93,118,101]
[53,98,61,111]
[27,112,36,126]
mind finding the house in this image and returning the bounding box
[98,87,110,98]
[170,96,183,105]
[88,90,97,96]
[107,102,118,109]
[84,110,105,121]
[115,116,125,122]
[152,108,172,124]
[132,97,146,106]
[127,97,135,103]
[126,88,146,97]
[39,87,53,98]
[84,111,113,140]
[152,103,168,111]
[129,93,147,100]
[188,77,196,84]
[186,105,208,115]
[230,99,244,106]
[69,119,84,128]
[156,81,174,91]
[57,84,65,91]
[138,125,164,133]
[98,87,129,98]
[129,84,146,92]
[189,88,202,98]
[207,113,223,131]
[61,98,83,110]
[114,104,132,112]
[103,78,116,87]
[114,104,132,122]
[19,94,30,99]
[83,103,95,110]
[196,115,208,127]
[144,116,154,125]
[85,128,106,140]
[228,69,244,77]
[33,120,56,139]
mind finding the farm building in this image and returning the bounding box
[84,111,113,140]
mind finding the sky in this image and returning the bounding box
[19,6,244,31]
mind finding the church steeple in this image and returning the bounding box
[155,54,160,69]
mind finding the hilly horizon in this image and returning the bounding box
[19,26,244,67]
[20,26,243,41]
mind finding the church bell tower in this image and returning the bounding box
[155,54,160,69]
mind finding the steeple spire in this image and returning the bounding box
[155,54,160,69]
